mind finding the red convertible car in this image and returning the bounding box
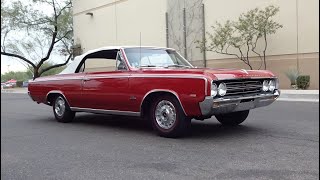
[28,46,280,137]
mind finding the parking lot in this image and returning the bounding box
[1,93,319,180]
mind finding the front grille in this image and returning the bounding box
[224,80,263,96]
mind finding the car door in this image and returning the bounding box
[80,50,131,111]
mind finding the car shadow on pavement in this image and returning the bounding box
[73,113,153,133]
[189,121,258,139]
[71,113,259,139]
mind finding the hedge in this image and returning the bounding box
[296,75,310,89]
[16,81,23,87]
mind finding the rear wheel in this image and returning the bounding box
[215,110,249,126]
[53,95,75,123]
[150,95,191,138]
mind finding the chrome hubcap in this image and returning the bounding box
[155,100,176,129]
[55,97,65,117]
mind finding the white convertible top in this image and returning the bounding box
[59,46,174,74]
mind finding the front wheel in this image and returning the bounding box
[215,110,249,126]
[150,95,191,138]
[53,95,75,123]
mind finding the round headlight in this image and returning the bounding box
[262,80,269,91]
[218,83,227,96]
[211,83,218,97]
[269,80,276,91]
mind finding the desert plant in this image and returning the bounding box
[16,81,23,87]
[296,75,310,89]
[284,68,299,86]
[1,0,73,79]
[196,5,283,70]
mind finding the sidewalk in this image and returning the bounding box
[277,90,319,102]
[1,88,319,102]
[1,88,28,94]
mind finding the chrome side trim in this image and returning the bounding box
[46,90,71,107]
[34,76,128,82]
[130,74,205,78]
[214,77,277,81]
[83,75,129,79]
[70,107,140,117]
[33,77,83,82]
[140,89,188,116]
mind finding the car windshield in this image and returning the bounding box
[124,48,193,68]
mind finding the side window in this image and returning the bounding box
[84,58,116,72]
[76,50,123,73]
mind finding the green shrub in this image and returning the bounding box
[16,81,23,87]
[296,75,310,89]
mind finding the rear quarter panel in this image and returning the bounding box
[28,73,84,106]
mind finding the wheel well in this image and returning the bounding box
[46,93,60,106]
[140,91,184,118]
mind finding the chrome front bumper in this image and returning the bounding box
[199,90,280,116]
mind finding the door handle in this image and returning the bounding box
[83,77,90,81]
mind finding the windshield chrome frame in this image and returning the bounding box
[121,47,194,70]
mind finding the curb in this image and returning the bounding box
[1,90,28,94]
[280,90,319,94]
[277,98,319,102]
[278,90,319,102]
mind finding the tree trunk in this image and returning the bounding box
[263,31,268,70]
[33,67,39,80]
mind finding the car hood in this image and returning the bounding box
[201,68,275,80]
[140,67,275,80]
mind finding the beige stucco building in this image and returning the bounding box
[73,0,319,89]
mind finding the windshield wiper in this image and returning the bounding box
[139,64,190,68]
[139,65,158,68]
[165,64,190,68]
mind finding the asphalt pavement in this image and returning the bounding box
[1,93,319,180]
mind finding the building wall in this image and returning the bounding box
[73,0,319,89]
[166,0,204,62]
[202,53,319,89]
[201,0,319,89]
[203,0,319,58]
[73,0,167,52]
